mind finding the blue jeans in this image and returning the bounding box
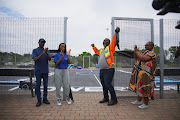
[35,73,48,101]
[100,68,117,100]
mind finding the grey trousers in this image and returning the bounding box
[54,68,70,100]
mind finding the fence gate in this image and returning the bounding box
[111,17,154,97]
[83,56,91,68]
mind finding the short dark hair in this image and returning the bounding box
[148,41,154,47]
[104,38,110,44]
[57,43,66,53]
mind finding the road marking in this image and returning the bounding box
[90,69,102,87]
[44,86,56,92]
[71,87,84,91]
[17,78,36,82]
[85,87,103,92]
[48,72,54,76]
[40,87,84,92]
[117,70,131,74]
[114,87,129,91]
[7,86,178,92]
[8,86,19,91]
[16,72,54,82]
[94,74,102,87]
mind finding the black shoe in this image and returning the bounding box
[99,98,109,103]
[107,100,118,106]
[36,100,41,107]
[43,99,50,104]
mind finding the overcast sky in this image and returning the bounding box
[0,0,180,56]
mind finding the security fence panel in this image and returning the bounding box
[112,17,154,50]
[111,17,154,97]
[158,19,180,98]
[0,17,67,95]
[112,17,180,98]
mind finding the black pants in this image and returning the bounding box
[100,68,117,100]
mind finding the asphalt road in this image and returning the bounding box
[0,68,180,93]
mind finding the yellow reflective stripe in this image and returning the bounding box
[104,47,110,57]
[105,56,111,59]
[104,50,108,53]
[100,48,103,54]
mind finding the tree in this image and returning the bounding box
[169,46,178,61]
[154,45,160,56]
[78,52,92,56]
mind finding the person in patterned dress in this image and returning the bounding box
[129,42,157,109]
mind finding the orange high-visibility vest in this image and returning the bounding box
[92,33,117,68]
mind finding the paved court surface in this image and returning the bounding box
[1,69,180,93]
[0,68,180,120]
[0,93,180,120]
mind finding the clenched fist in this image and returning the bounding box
[91,44,94,47]
[115,27,120,33]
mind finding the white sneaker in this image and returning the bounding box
[131,100,142,105]
[57,99,62,106]
[138,104,148,109]
[67,98,71,105]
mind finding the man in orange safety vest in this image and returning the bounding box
[91,27,120,106]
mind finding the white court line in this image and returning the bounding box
[94,74,102,87]
[48,72,54,76]
[17,78,36,82]
[8,86,19,91]
[117,70,131,74]
[90,69,102,87]
[17,72,54,82]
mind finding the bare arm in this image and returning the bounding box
[55,52,64,65]
[46,48,51,61]
[110,27,120,52]
[134,53,138,60]
[46,53,51,61]
[134,45,151,62]
[91,44,101,55]
[67,55,71,64]
[67,49,71,64]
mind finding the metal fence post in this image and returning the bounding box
[150,19,154,43]
[160,19,164,99]
[89,56,90,68]
[64,17,68,44]
[83,56,84,68]
[111,17,115,39]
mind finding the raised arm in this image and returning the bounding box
[134,45,151,62]
[110,27,120,52]
[55,52,64,65]
[91,44,101,55]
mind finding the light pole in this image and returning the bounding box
[106,28,109,38]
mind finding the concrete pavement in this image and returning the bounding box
[0,93,180,120]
